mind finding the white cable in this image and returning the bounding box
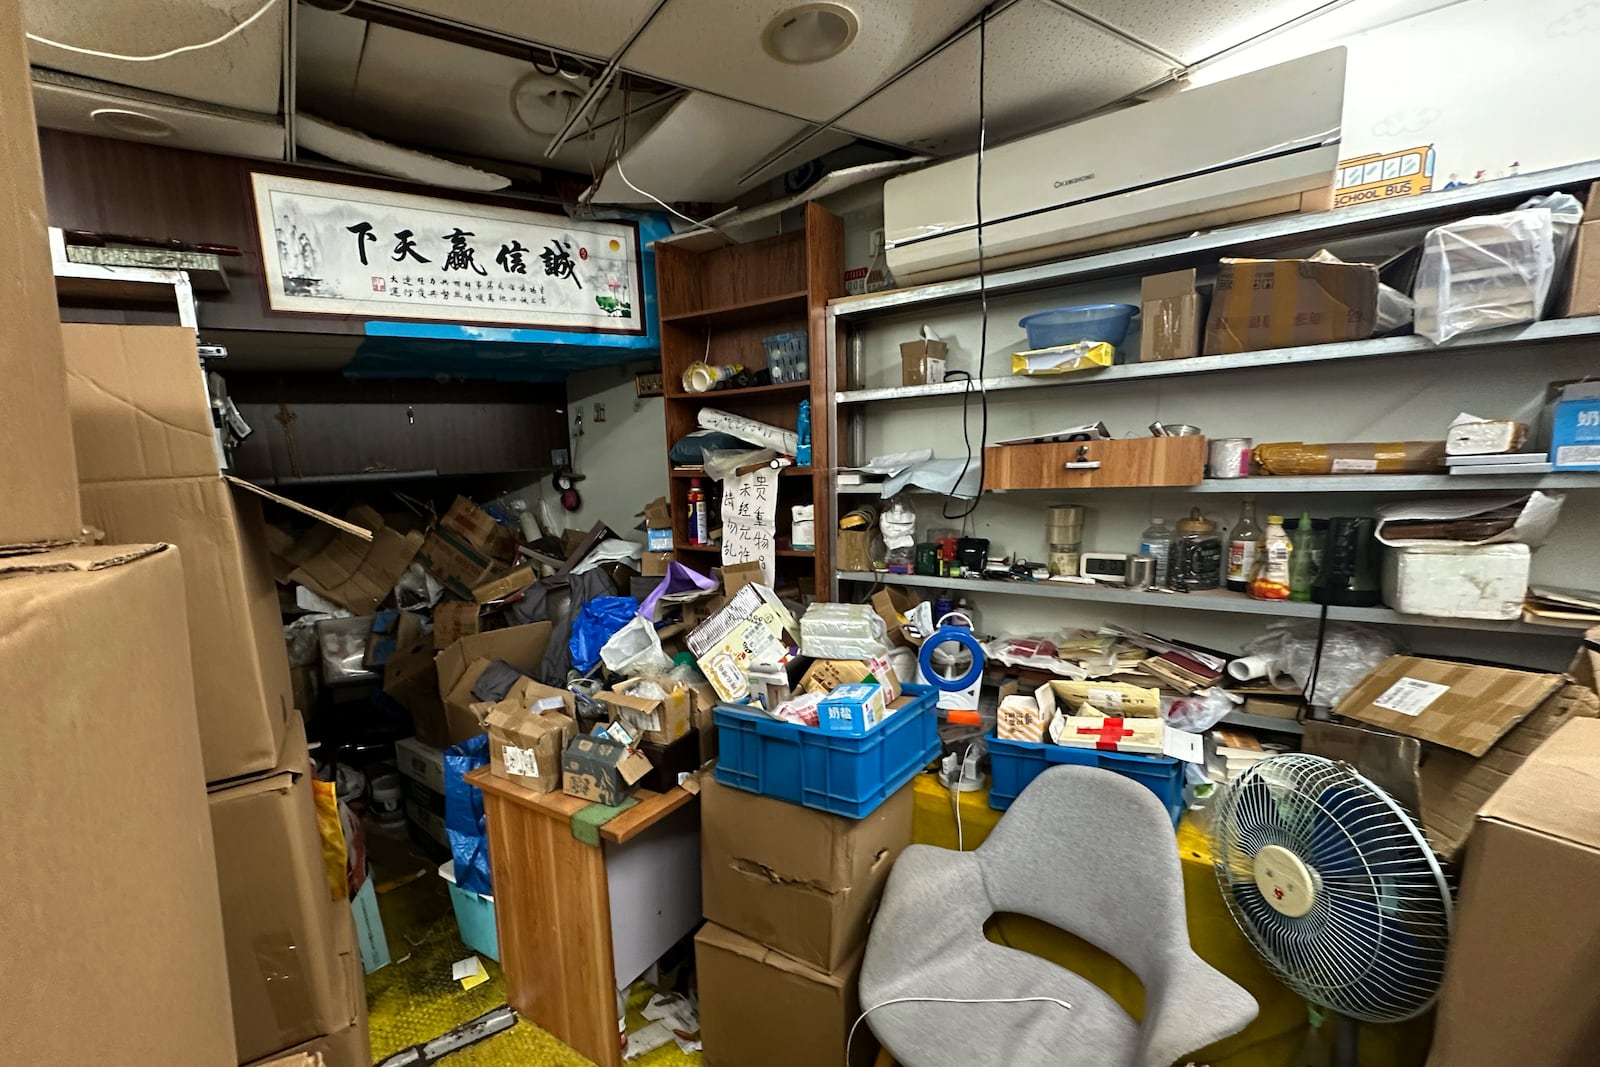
[610,155,708,228]
[846,995,1073,1064]
[26,0,282,62]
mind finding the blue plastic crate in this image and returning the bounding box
[987,732,1185,827]
[714,684,939,818]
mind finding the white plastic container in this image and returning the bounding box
[439,860,500,962]
[1381,543,1531,619]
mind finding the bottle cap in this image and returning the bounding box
[1267,514,1285,524]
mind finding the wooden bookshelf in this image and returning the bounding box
[654,203,844,597]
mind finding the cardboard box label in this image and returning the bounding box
[502,744,541,778]
[1373,677,1450,717]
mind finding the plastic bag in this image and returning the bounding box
[1160,687,1240,732]
[1241,620,1401,708]
[1521,191,1583,315]
[444,735,492,897]
[799,602,890,659]
[1415,208,1555,343]
[570,595,640,673]
[702,447,776,481]
[600,614,673,677]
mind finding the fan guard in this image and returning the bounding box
[1212,753,1452,1022]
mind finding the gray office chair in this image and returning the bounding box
[860,766,1258,1066]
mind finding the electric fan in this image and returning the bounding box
[1212,753,1452,1056]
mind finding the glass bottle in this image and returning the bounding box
[1289,511,1316,602]
[1226,497,1263,593]
[1140,517,1175,587]
[1173,508,1223,590]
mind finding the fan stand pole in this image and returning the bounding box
[1332,1014,1360,1067]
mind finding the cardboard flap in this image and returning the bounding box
[1337,656,1566,757]
[1479,718,1600,845]
[1303,721,1422,815]
[0,542,166,578]
[1141,268,1198,300]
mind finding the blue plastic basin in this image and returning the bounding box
[1019,303,1139,350]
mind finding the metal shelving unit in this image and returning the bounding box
[819,160,1600,644]
[837,571,1577,635]
[839,472,1600,496]
[835,316,1600,405]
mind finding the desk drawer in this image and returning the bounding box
[984,436,1206,489]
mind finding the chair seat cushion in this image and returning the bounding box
[861,846,1141,1067]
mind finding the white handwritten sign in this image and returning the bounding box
[249,173,643,332]
[721,469,778,585]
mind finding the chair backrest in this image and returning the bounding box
[974,766,1192,986]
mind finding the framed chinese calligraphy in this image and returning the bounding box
[248,173,644,334]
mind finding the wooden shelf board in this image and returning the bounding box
[659,289,808,326]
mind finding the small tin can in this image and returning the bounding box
[1208,437,1253,479]
[1126,554,1157,591]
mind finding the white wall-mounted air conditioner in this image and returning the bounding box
[883,48,1347,284]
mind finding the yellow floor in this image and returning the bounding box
[364,840,700,1067]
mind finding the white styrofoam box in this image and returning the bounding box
[407,800,448,848]
[394,736,446,794]
[1381,543,1531,620]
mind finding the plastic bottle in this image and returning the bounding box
[1226,496,1263,593]
[1249,514,1292,600]
[1289,511,1316,602]
[796,399,813,467]
[1139,517,1174,587]
[687,479,709,545]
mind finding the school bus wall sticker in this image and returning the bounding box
[1334,146,1436,208]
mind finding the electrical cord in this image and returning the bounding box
[846,995,1074,1064]
[27,0,282,61]
[942,3,994,521]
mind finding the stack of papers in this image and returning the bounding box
[1524,586,1600,626]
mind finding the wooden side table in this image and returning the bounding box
[466,767,700,1067]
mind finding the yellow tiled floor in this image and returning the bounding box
[365,863,700,1067]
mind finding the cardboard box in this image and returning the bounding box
[1427,719,1600,1066]
[245,1020,369,1067]
[687,583,799,702]
[419,527,509,599]
[270,503,425,615]
[818,682,888,733]
[561,734,652,805]
[899,336,947,386]
[0,543,235,1065]
[384,613,448,745]
[1203,257,1378,355]
[433,621,554,746]
[801,657,874,694]
[639,730,702,791]
[472,563,536,604]
[439,495,519,562]
[1139,268,1203,361]
[0,0,82,551]
[701,775,913,971]
[1336,656,1566,757]
[63,323,310,782]
[209,720,361,1062]
[638,495,672,529]
[394,735,447,795]
[1563,219,1600,318]
[481,676,577,793]
[641,550,673,576]
[1309,679,1597,860]
[433,599,482,649]
[695,922,876,1067]
[1550,380,1600,471]
[605,679,694,746]
[870,587,920,648]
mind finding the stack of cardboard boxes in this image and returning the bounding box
[57,323,371,1067]
[0,9,235,1059]
[694,777,915,1067]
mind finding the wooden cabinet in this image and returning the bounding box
[654,203,845,593]
[983,436,1207,490]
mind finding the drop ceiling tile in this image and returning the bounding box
[1067,0,1333,65]
[322,24,661,174]
[296,5,367,111]
[841,0,1173,155]
[622,0,990,123]
[33,76,286,160]
[386,0,664,60]
[23,0,283,114]
[591,93,815,204]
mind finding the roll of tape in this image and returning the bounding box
[918,626,986,692]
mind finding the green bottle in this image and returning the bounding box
[1289,512,1316,603]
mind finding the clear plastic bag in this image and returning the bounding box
[1241,620,1401,708]
[1415,208,1555,343]
[798,602,890,659]
[1160,687,1240,732]
[702,448,776,481]
[600,615,674,677]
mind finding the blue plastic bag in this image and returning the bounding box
[570,595,639,673]
[444,734,493,897]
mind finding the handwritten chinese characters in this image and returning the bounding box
[722,469,778,585]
